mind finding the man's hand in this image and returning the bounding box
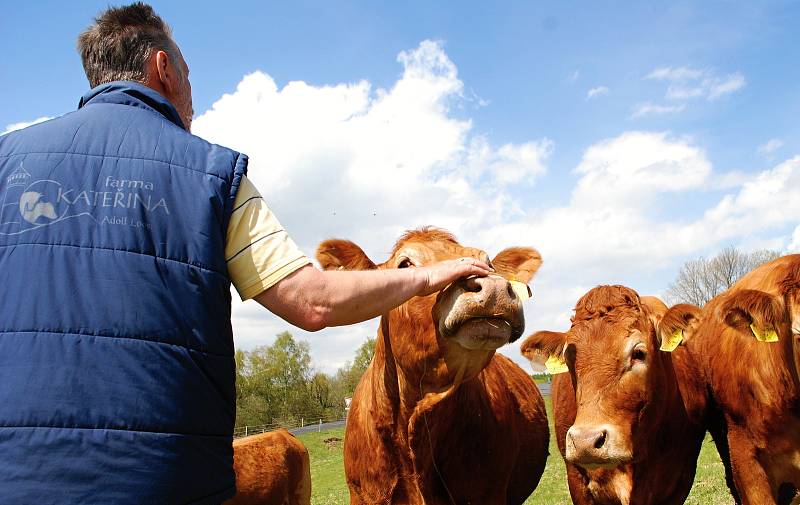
[415,257,493,296]
[255,257,493,332]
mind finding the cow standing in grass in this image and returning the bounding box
[521,286,728,505]
[316,228,549,505]
[680,255,800,504]
[225,429,311,505]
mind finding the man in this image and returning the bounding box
[0,4,490,504]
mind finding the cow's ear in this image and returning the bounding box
[719,289,783,343]
[520,330,568,374]
[316,239,377,271]
[492,247,542,284]
[657,303,701,351]
[640,296,668,329]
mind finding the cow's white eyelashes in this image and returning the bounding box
[397,257,414,269]
[630,344,647,365]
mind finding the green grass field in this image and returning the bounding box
[297,396,733,504]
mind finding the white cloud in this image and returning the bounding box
[478,132,715,271]
[1,116,52,136]
[193,41,798,375]
[645,66,745,103]
[630,102,685,118]
[586,86,609,99]
[193,40,553,371]
[758,138,784,156]
[787,225,800,253]
[646,66,704,81]
[705,73,746,100]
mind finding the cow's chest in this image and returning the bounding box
[405,396,517,502]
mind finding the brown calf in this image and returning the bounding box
[224,429,311,505]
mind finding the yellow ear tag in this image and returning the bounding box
[545,354,569,374]
[750,323,779,342]
[660,329,683,352]
[509,280,532,301]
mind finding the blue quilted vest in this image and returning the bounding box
[0,81,247,504]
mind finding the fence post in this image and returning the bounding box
[318,418,322,432]
[301,418,304,428]
[244,426,248,437]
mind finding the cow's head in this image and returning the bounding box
[717,284,800,391]
[521,286,673,471]
[317,228,541,385]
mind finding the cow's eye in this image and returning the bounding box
[631,345,647,363]
[397,258,414,269]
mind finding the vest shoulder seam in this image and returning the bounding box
[0,242,229,278]
[0,329,233,358]
[0,425,232,438]
[0,151,231,181]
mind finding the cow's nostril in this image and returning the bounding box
[463,277,482,293]
[594,430,607,449]
[507,282,515,298]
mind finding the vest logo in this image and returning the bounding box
[1,161,170,236]
[20,191,58,224]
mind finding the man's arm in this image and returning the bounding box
[253,259,492,332]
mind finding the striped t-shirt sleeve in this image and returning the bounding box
[225,176,311,300]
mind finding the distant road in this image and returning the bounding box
[537,382,552,396]
[290,420,346,435]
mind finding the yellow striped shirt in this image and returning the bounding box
[225,176,311,300]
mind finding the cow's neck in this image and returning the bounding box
[629,354,699,500]
[376,316,498,501]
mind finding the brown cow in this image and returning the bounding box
[521,286,714,505]
[682,254,800,504]
[224,429,311,505]
[316,227,549,505]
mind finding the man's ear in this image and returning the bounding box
[719,289,783,343]
[658,303,701,351]
[520,330,568,373]
[492,247,542,284]
[316,239,377,271]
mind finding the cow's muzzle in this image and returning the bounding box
[566,424,632,470]
[437,275,525,350]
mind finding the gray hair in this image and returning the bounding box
[77,2,181,88]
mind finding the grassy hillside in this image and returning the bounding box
[297,396,733,504]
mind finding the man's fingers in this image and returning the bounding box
[456,257,492,275]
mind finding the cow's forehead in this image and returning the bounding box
[568,315,644,346]
[392,240,488,263]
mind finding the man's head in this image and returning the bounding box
[77,2,193,130]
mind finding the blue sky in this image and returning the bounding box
[3,1,799,371]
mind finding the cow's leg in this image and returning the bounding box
[728,428,777,505]
[707,408,742,504]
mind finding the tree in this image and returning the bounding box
[234,331,316,427]
[310,372,334,411]
[341,337,376,395]
[666,247,780,306]
[233,333,377,427]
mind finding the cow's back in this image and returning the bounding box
[225,429,311,505]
